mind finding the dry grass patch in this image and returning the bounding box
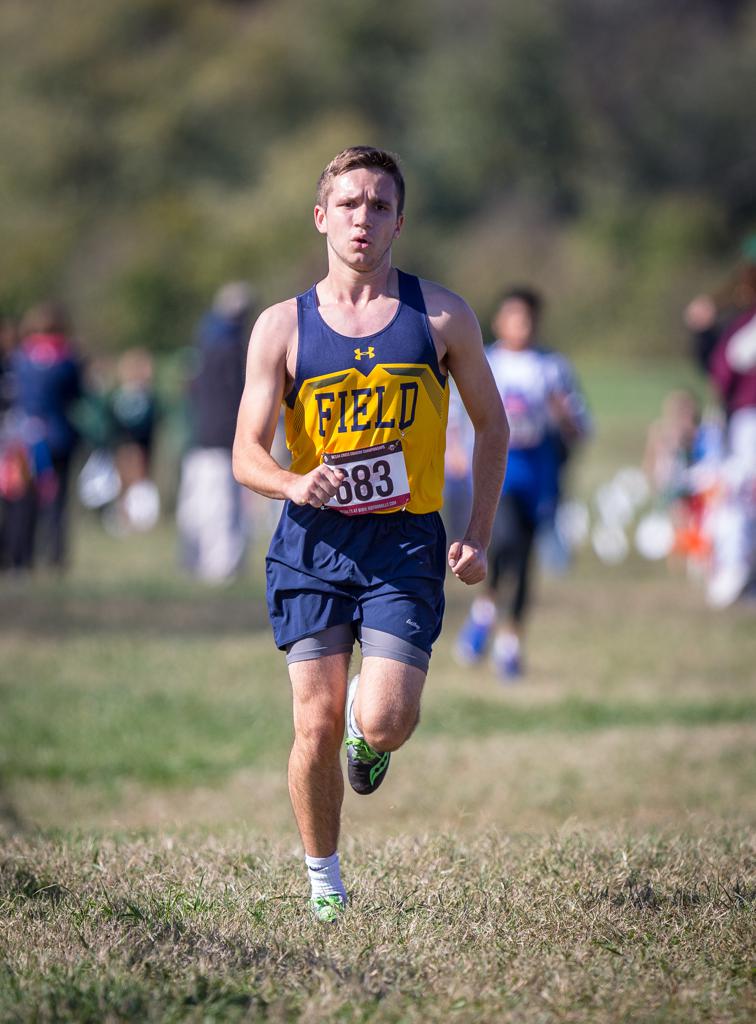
[1,829,752,1023]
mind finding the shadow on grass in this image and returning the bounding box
[0,590,270,638]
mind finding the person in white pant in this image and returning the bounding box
[177,282,254,583]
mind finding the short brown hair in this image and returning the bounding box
[317,146,405,214]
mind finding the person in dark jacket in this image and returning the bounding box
[177,282,253,581]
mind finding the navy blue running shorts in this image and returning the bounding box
[265,502,447,658]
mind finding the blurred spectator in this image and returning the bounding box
[3,302,82,570]
[109,348,159,484]
[75,355,117,452]
[0,417,56,572]
[684,235,756,374]
[177,282,253,582]
[104,348,161,534]
[455,287,588,679]
[682,237,756,606]
[642,390,714,570]
[710,306,756,453]
[706,303,756,606]
[0,318,26,569]
[643,390,704,500]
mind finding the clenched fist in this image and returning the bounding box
[448,539,487,585]
[287,464,346,509]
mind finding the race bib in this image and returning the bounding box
[323,441,411,515]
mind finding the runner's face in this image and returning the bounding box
[314,169,404,272]
[493,300,535,348]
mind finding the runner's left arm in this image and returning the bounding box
[430,290,509,585]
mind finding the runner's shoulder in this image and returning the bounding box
[417,278,481,338]
[249,298,298,357]
[253,297,298,336]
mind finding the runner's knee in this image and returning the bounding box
[357,634,427,750]
[361,706,419,752]
[294,712,344,757]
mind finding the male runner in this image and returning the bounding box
[233,147,508,920]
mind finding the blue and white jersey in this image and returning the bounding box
[486,344,559,519]
[487,345,557,451]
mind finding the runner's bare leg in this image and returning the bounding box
[353,657,427,752]
[288,653,350,856]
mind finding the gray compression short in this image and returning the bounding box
[285,624,430,672]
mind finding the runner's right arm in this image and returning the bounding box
[232,302,344,507]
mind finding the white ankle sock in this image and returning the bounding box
[493,631,520,658]
[306,852,347,901]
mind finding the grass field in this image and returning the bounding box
[1,359,754,1022]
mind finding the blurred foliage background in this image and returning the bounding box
[1,0,755,357]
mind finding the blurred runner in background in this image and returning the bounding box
[456,286,588,679]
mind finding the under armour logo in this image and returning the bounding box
[354,346,375,360]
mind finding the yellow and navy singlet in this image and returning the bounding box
[284,270,449,514]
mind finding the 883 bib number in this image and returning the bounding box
[323,441,411,515]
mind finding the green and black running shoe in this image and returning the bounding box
[345,674,391,795]
[345,736,391,795]
[310,894,346,923]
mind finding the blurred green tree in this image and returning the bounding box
[0,0,753,355]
